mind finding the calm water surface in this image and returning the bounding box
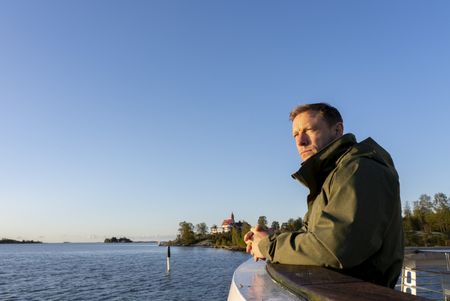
[0,243,249,300]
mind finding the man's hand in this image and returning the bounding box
[244,225,269,261]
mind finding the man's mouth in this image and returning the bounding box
[301,150,312,156]
[301,149,315,160]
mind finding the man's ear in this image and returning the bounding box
[334,122,344,137]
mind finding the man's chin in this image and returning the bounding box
[301,151,314,161]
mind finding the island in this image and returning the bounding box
[104,237,133,243]
[0,238,42,244]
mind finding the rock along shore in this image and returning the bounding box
[158,239,245,252]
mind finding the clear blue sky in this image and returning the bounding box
[1,1,449,242]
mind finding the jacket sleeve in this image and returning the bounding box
[258,157,397,268]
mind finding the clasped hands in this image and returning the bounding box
[243,225,269,261]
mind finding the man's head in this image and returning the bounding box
[290,103,344,161]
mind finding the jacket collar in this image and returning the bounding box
[291,133,357,202]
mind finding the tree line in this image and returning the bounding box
[174,216,303,249]
[0,238,42,244]
[104,237,133,243]
[403,192,450,246]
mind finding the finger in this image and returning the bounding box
[244,231,254,242]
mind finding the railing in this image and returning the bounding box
[266,262,427,301]
[399,248,450,300]
[228,258,428,301]
[228,259,303,301]
[229,249,450,300]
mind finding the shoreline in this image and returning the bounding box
[159,240,246,252]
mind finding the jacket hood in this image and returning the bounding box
[344,137,396,170]
[342,137,398,182]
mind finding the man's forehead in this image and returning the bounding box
[293,111,323,126]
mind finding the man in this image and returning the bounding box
[244,103,404,288]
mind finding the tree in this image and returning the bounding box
[257,216,268,229]
[271,221,280,232]
[196,223,208,237]
[292,217,303,231]
[433,193,449,211]
[415,194,433,213]
[238,221,252,248]
[240,221,251,237]
[178,221,196,245]
[216,232,232,246]
[231,228,243,247]
[413,194,433,232]
[403,201,412,218]
[432,193,450,234]
[405,192,450,246]
[402,201,416,234]
[281,217,303,232]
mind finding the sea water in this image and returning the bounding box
[0,243,249,300]
[3,243,444,300]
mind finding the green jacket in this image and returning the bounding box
[258,133,404,288]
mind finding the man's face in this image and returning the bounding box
[292,111,343,161]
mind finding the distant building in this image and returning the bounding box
[211,212,242,234]
[221,212,235,233]
[210,225,218,234]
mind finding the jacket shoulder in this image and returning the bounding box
[337,137,396,169]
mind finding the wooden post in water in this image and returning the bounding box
[166,245,171,272]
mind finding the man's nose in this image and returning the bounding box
[296,133,309,146]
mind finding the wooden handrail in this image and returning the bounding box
[266,263,430,301]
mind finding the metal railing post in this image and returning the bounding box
[401,267,417,295]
